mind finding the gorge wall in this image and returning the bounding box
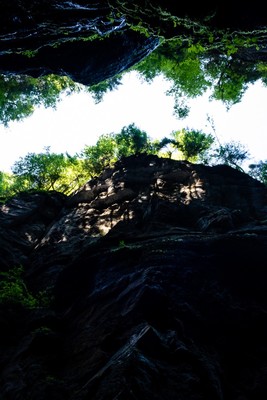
[1,2,267,399]
[1,1,267,85]
[1,155,267,399]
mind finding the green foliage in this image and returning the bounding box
[211,141,250,170]
[154,137,174,159]
[135,36,267,115]
[136,40,212,118]
[0,265,53,308]
[170,128,215,161]
[11,147,87,194]
[0,125,253,200]
[87,76,122,103]
[0,25,266,126]
[1,125,158,197]
[82,123,158,177]
[0,266,38,308]
[0,29,266,126]
[82,134,117,177]
[0,171,17,202]
[207,56,257,108]
[248,161,267,185]
[0,74,80,126]
[115,123,157,157]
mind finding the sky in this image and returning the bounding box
[0,71,266,172]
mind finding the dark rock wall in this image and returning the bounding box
[0,0,159,84]
[0,30,158,85]
[1,2,267,398]
[1,1,267,84]
[0,156,267,399]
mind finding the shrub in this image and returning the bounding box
[0,266,51,308]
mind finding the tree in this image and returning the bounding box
[169,128,215,162]
[0,74,80,126]
[82,134,117,177]
[211,141,250,171]
[136,41,212,118]
[1,31,267,125]
[0,171,17,201]
[135,36,267,117]
[11,147,87,194]
[82,124,161,177]
[114,123,157,158]
[248,161,267,185]
[0,3,267,127]
[87,76,122,104]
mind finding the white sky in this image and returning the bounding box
[0,71,266,172]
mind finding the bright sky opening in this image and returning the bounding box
[0,71,266,172]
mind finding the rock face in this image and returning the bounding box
[1,155,267,399]
[0,0,159,84]
[1,1,267,84]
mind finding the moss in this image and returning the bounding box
[0,266,53,308]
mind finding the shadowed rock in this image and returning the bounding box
[0,155,267,399]
[1,1,267,83]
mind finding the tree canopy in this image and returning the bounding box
[1,19,267,125]
[1,124,261,202]
[168,129,215,162]
[248,161,267,185]
[0,4,266,197]
[135,37,267,117]
[81,123,159,178]
[10,147,87,195]
[0,74,80,126]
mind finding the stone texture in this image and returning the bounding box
[0,155,267,399]
[1,1,267,84]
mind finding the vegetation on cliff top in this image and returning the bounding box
[1,34,267,126]
[0,2,266,201]
[1,2,267,125]
[1,123,265,202]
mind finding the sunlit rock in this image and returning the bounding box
[0,155,267,399]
